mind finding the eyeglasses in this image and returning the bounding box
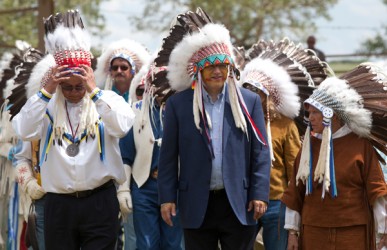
[61,85,85,92]
[111,65,129,71]
[204,64,228,71]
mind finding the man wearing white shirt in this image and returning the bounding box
[12,10,135,250]
[13,62,135,250]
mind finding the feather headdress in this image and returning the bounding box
[238,38,331,135]
[241,58,300,119]
[7,50,54,121]
[44,10,91,67]
[239,38,330,164]
[0,41,33,143]
[130,8,214,106]
[42,10,99,141]
[0,41,31,107]
[94,39,151,90]
[297,63,387,198]
[337,64,387,160]
[0,52,14,108]
[166,11,267,148]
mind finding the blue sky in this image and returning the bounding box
[94,0,387,57]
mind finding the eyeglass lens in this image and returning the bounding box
[61,85,85,91]
[111,65,129,71]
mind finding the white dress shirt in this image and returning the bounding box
[12,88,135,193]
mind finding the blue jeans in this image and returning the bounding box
[256,200,288,250]
[28,196,45,250]
[131,177,183,250]
[123,213,136,250]
[35,197,45,250]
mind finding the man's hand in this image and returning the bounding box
[117,164,132,217]
[248,200,267,220]
[377,233,387,250]
[287,231,299,250]
[25,178,46,200]
[44,65,71,94]
[71,65,96,93]
[160,202,176,226]
[16,162,45,200]
[117,190,132,216]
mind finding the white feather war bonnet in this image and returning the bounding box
[239,38,329,164]
[43,10,99,143]
[296,63,387,198]
[167,22,267,148]
[94,38,151,93]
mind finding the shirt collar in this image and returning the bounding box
[112,85,129,102]
[313,123,352,139]
[202,83,227,104]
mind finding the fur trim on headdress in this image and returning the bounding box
[26,54,55,99]
[240,58,301,119]
[167,23,235,92]
[94,39,151,90]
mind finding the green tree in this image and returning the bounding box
[131,0,338,48]
[358,26,387,55]
[0,0,107,54]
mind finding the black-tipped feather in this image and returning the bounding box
[6,47,44,120]
[236,38,328,135]
[152,7,213,103]
[339,64,387,161]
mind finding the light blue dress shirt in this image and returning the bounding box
[202,84,226,190]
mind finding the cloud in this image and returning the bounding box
[92,0,165,53]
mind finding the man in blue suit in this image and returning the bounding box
[158,22,271,250]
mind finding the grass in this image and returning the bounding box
[327,60,364,76]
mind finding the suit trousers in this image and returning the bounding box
[184,189,256,250]
[44,183,119,250]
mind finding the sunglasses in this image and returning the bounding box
[61,85,85,92]
[111,65,129,71]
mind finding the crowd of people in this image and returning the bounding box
[0,7,387,250]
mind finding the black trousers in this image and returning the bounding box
[184,189,256,250]
[44,183,119,250]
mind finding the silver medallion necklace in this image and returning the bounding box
[65,101,80,157]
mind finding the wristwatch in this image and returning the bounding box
[288,230,299,237]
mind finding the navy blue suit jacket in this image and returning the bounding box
[158,86,271,229]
